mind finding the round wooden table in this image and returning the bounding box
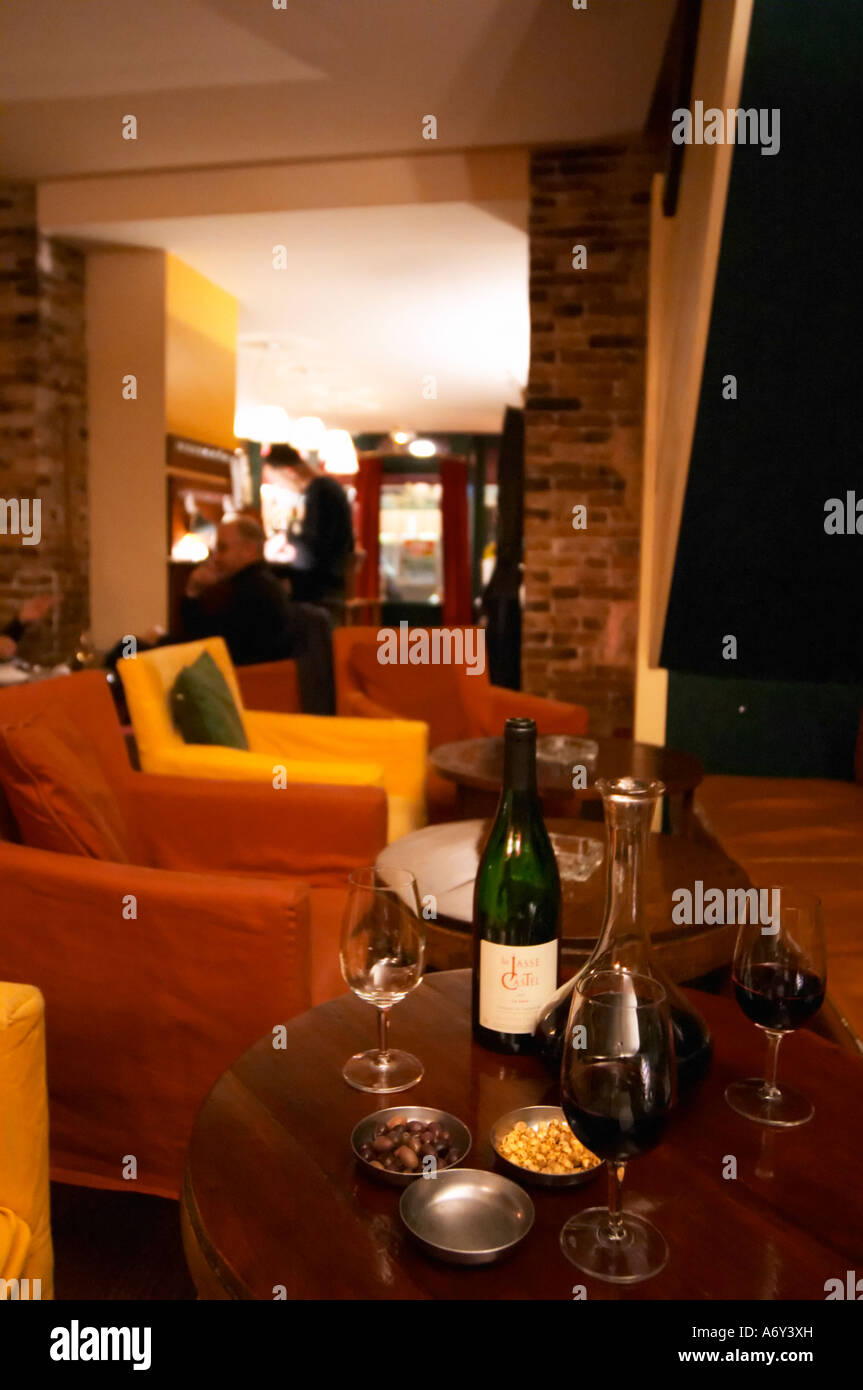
[377,817,745,980]
[430,736,702,831]
[181,971,863,1300]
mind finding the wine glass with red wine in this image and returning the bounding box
[560,970,675,1283]
[339,866,425,1093]
[726,886,826,1126]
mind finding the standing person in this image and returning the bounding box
[263,444,355,606]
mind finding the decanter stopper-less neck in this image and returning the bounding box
[593,777,665,970]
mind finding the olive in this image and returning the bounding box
[420,1143,437,1159]
[419,1131,434,1146]
[408,1135,422,1154]
[372,1136,394,1153]
[435,1141,449,1158]
[406,1121,424,1134]
[370,1160,384,1170]
[359,1143,374,1161]
[382,1155,396,1170]
[386,1115,407,1130]
[395,1146,419,1171]
[437,1130,451,1146]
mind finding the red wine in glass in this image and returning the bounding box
[733,963,825,1032]
[725,887,826,1127]
[563,1057,670,1163]
[560,970,674,1284]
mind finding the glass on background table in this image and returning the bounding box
[180,971,863,1301]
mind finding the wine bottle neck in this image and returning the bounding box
[502,734,537,795]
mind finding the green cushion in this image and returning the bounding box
[170,651,249,750]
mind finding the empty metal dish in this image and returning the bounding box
[490,1105,602,1188]
[351,1106,471,1188]
[400,1168,534,1265]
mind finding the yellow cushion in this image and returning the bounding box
[247,712,428,807]
[118,637,249,771]
[0,1208,31,1286]
[386,794,426,844]
[0,983,53,1298]
[119,638,428,842]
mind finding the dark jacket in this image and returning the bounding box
[180,561,296,667]
[290,475,354,601]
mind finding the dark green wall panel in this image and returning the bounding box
[662,1,862,777]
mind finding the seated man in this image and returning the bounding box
[180,516,297,666]
[105,517,335,714]
[0,595,57,662]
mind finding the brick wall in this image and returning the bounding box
[0,181,88,665]
[524,143,654,737]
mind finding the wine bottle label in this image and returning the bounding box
[479,940,558,1034]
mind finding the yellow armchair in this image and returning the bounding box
[0,983,53,1300]
[118,638,428,842]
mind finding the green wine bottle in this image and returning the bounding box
[472,718,562,1054]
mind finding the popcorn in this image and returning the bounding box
[498,1118,600,1175]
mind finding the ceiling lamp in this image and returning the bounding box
[233,404,293,444]
[408,438,436,458]
[290,416,327,455]
[320,429,359,476]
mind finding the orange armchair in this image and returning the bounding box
[332,626,590,819]
[0,672,387,1198]
[235,659,302,714]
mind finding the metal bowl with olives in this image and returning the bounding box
[351,1106,471,1187]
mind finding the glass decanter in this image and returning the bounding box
[535,776,713,1092]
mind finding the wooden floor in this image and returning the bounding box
[50,1182,195,1300]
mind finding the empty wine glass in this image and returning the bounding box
[560,970,675,1283]
[726,886,826,1126]
[339,866,425,1093]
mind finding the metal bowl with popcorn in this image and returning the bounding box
[490,1105,602,1188]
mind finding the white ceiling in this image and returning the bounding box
[7,0,675,434]
[0,0,675,178]
[0,0,324,101]
[60,201,530,433]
